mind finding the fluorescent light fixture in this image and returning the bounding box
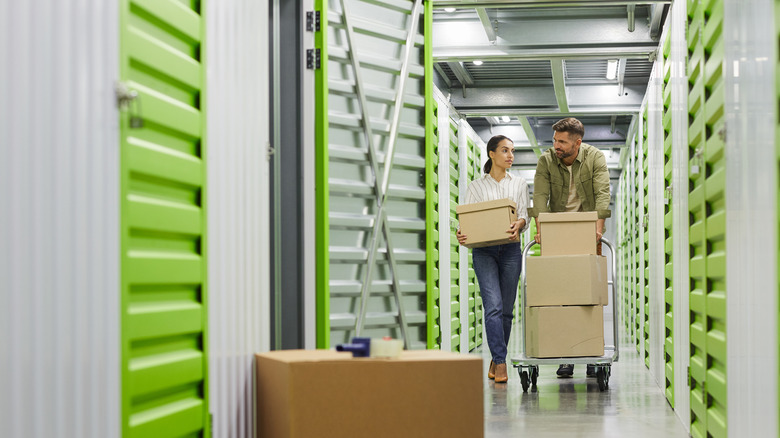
[606,59,618,80]
[500,116,510,123]
[472,60,483,66]
[444,7,456,12]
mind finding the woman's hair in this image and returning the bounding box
[483,135,513,174]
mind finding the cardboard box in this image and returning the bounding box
[538,211,598,255]
[456,198,517,248]
[525,255,608,306]
[255,349,483,438]
[525,306,604,358]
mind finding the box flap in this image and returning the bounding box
[456,198,516,215]
[538,211,597,223]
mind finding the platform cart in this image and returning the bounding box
[511,238,619,393]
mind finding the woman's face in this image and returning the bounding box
[489,139,514,170]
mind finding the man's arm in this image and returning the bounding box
[532,155,552,243]
[593,149,611,219]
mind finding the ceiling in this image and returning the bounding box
[430,1,671,186]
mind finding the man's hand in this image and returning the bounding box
[456,228,468,246]
[534,233,541,244]
[596,230,603,242]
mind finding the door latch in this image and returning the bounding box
[115,82,144,129]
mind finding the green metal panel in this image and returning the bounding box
[120,0,209,436]
[688,0,727,435]
[426,90,439,349]
[316,0,331,349]
[448,119,461,352]
[662,29,675,407]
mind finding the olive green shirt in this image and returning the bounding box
[531,142,611,219]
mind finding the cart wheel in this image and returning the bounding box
[520,370,530,392]
[605,366,611,389]
[596,368,607,391]
[530,366,539,386]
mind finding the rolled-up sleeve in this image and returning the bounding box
[518,178,530,233]
[532,155,551,217]
[592,149,612,219]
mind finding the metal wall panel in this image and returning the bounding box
[119,1,208,436]
[323,0,427,348]
[724,0,778,435]
[0,2,121,437]
[661,27,676,407]
[206,0,271,436]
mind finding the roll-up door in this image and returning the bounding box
[119,1,209,436]
[688,0,727,435]
[317,0,429,349]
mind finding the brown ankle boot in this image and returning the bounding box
[494,363,508,383]
[488,360,496,379]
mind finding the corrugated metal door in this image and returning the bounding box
[662,29,675,407]
[688,0,727,435]
[632,136,641,352]
[428,97,441,348]
[318,0,428,348]
[119,1,209,436]
[447,117,461,351]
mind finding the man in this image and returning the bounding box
[531,117,611,378]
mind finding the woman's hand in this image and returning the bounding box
[456,227,468,246]
[506,218,526,241]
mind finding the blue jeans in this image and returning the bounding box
[472,242,522,365]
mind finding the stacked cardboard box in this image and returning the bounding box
[525,212,607,358]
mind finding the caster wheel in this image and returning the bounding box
[520,370,530,392]
[596,368,607,391]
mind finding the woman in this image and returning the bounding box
[457,135,530,383]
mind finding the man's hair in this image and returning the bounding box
[552,117,585,139]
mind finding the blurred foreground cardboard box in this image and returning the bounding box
[255,350,483,438]
[525,306,604,358]
[456,198,517,248]
[537,211,597,255]
[525,254,608,306]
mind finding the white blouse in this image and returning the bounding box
[464,171,530,233]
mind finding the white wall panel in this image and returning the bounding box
[0,2,120,438]
[724,0,778,435]
[206,1,271,437]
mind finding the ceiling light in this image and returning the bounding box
[444,7,456,12]
[606,59,618,80]
[472,60,483,66]
[500,116,510,123]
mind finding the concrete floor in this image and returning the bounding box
[479,325,690,437]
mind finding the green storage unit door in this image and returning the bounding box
[634,137,641,353]
[662,29,675,408]
[119,0,208,436]
[319,0,428,349]
[688,0,727,435]
[448,120,461,351]
[465,136,482,350]
[428,100,441,349]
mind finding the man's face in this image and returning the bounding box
[553,131,581,160]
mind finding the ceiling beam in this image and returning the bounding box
[649,4,665,38]
[433,45,659,62]
[431,0,671,8]
[475,8,497,43]
[446,61,474,86]
[550,59,569,113]
[519,116,542,157]
[433,63,452,88]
